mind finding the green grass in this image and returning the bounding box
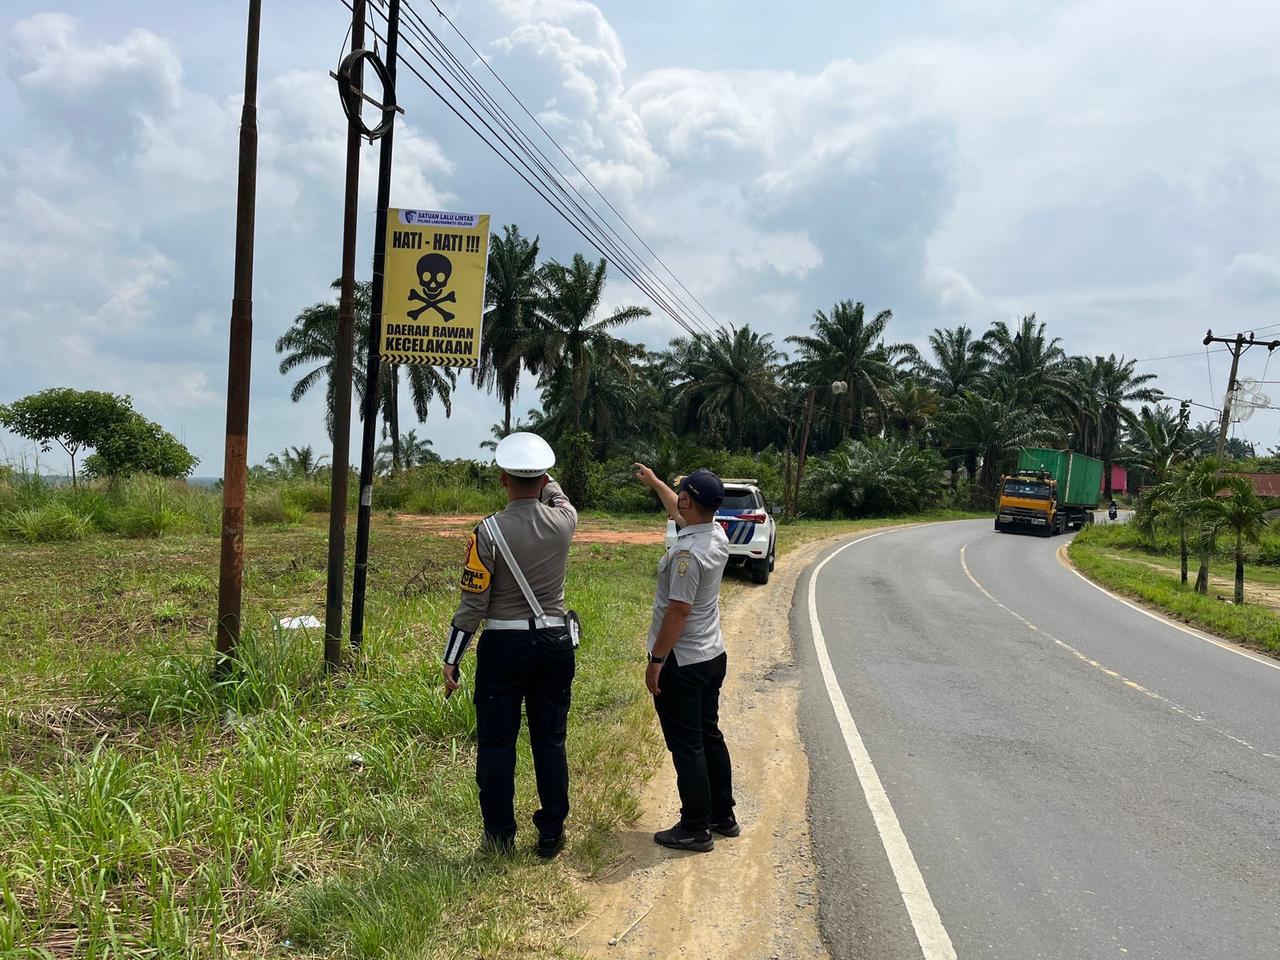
[1069,526,1280,657]
[0,510,965,957]
[0,520,663,958]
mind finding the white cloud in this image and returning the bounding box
[5,0,1280,466]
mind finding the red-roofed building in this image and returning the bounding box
[1225,473,1280,498]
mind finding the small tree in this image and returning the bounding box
[1206,478,1269,604]
[81,412,198,479]
[0,388,133,486]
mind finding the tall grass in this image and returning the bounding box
[1,528,664,956]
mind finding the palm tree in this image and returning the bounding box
[1081,355,1160,498]
[1181,456,1232,595]
[914,325,989,398]
[1186,421,1220,456]
[536,341,646,446]
[1144,459,1206,583]
[477,225,540,434]
[265,445,328,479]
[878,380,941,443]
[937,389,1055,506]
[675,326,785,449]
[276,279,455,470]
[376,429,438,473]
[1125,402,1193,486]
[518,253,650,432]
[786,300,906,441]
[981,314,1074,412]
[1207,477,1269,604]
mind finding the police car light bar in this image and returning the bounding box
[720,478,760,486]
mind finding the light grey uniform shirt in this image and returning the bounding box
[647,520,730,666]
[444,480,577,664]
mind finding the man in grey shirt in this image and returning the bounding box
[633,464,737,852]
[443,433,578,859]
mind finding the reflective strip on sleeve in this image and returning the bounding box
[443,625,474,666]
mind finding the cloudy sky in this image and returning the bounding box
[3,0,1280,474]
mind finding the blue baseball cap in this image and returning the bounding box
[679,468,724,508]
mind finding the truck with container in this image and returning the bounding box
[994,448,1103,536]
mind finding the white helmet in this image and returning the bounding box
[495,432,555,478]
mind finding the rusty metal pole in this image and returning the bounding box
[323,1,366,672]
[351,0,401,650]
[215,0,262,671]
[791,389,817,518]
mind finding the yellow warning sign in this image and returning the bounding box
[380,209,490,367]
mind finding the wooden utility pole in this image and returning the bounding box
[215,0,262,670]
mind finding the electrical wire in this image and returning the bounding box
[348,0,726,347]
[393,2,721,341]
[420,0,725,337]
[399,2,721,340]
[1205,344,1217,404]
[1134,348,1228,363]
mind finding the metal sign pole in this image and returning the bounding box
[351,0,402,650]
[323,0,367,672]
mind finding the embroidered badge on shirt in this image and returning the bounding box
[460,530,492,593]
[674,550,692,577]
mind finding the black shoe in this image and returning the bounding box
[710,817,741,838]
[536,833,565,860]
[654,823,714,853]
[482,831,516,857]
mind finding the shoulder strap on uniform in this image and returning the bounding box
[482,515,546,620]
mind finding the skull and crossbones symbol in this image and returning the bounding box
[407,253,456,322]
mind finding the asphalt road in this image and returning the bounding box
[795,519,1280,960]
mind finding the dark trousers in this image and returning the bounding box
[653,651,735,832]
[473,628,576,840]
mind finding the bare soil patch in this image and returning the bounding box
[566,539,836,960]
[393,513,665,545]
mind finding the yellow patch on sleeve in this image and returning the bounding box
[674,550,692,577]
[459,531,491,593]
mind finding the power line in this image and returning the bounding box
[394,2,720,341]
[419,0,725,337]
[350,0,725,346]
[1134,348,1228,363]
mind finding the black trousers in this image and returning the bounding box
[473,628,576,839]
[653,651,735,832]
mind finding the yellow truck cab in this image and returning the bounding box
[995,473,1058,535]
[995,448,1103,537]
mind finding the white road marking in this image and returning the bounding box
[960,541,1278,761]
[1054,543,1280,673]
[808,531,958,960]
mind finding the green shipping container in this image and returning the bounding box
[1017,448,1103,509]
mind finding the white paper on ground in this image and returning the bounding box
[278,615,322,629]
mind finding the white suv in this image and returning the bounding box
[665,478,778,584]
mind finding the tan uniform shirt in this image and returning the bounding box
[444,479,577,664]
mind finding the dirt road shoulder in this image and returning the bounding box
[567,537,841,960]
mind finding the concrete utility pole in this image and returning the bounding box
[215,0,262,671]
[1203,330,1280,460]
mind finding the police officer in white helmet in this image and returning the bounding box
[442,432,579,858]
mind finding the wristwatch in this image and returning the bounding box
[648,653,666,664]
